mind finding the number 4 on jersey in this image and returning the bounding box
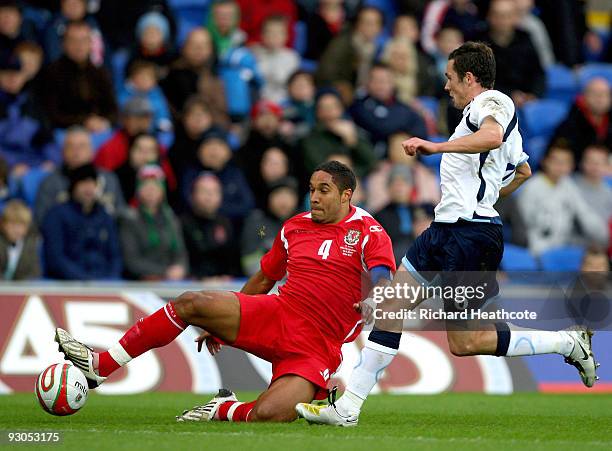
[318,240,333,260]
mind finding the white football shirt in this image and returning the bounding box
[434,89,529,223]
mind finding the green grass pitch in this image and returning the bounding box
[2,392,611,451]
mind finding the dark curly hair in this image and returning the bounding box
[314,160,356,193]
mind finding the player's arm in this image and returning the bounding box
[240,270,277,295]
[499,161,532,198]
[403,116,503,156]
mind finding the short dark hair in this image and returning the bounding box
[314,160,356,193]
[545,140,574,159]
[448,41,496,89]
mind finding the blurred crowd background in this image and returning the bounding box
[0,0,610,282]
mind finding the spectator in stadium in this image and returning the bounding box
[0,0,38,54]
[514,0,554,68]
[94,0,176,52]
[237,99,290,188]
[253,146,291,209]
[373,165,422,265]
[581,245,610,273]
[391,14,439,98]
[517,143,609,255]
[421,0,482,55]
[550,77,612,163]
[316,6,384,103]
[14,41,44,91]
[182,135,254,221]
[41,163,122,280]
[380,38,419,104]
[39,20,117,131]
[207,0,263,121]
[119,164,187,281]
[0,52,55,169]
[95,97,153,171]
[477,0,545,107]
[349,63,427,157]
[574,145,612,225]
[0,155,10,210]
[115,133,170,205]
[280,70,316,142]
[252,15,300,104]
[365,132,440,213]
[181,172,238,279]
[431,26,464,91]
[236,0,297,46]
[168,95,227,178]
[118,60,172,132]
[241,176,298,276]
[43,0,105,65]
[301,89,375,178]
[0,199,40,280]
[304,0,346,61]
[126,11,176,79]
[161,27,227,123]
[34,126,125,225]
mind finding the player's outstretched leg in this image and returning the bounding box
[178,375,316,423]
[447,323,599,387]
[55,291,241,388]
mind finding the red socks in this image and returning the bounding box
[216,401,257,422]
[97,302,187,377]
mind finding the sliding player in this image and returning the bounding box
[55,161,396,423]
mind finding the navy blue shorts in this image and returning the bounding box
[403,220,504,313]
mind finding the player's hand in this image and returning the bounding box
[195,330,223,355]
[353,301,375,325]
[401,137,440,156]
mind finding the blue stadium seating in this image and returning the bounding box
[293,21,308,55]
[12,167,51,207]
[524,136,549,169]
[501,243,539,271]
[169,0,210,46]
[539,246,585,272]
[545,64,579,103]
[520,99,569,139]
[577,63,612,88]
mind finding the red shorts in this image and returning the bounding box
[232,292,342,400]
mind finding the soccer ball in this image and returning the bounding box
[35,363,89,416]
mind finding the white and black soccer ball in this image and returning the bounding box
[35,363,89,416]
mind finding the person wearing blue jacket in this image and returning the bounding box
[41,163,122,280]
[349,63,427,157]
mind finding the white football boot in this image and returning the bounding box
[176,389,237,422]
[55,328,106,388]
[296,388,359,427]
[563,328,599,388]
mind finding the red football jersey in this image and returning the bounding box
[260,205,396,345]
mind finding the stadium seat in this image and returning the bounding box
[577,63,612,88]
[12,167,51,207]
[545,64,579,103]
[501,243,539,271]
[293,21,307,55]
[170,0,210,46]
[539,246,585,272]
[111,49,129,89]
[524,136,549,169]
[520,99,570,139]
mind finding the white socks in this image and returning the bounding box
[505,329,574,357]
[336,341,398,416]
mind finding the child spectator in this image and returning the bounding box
[381,38,419,104]
[169,95,227,177]
[252,15,300,104]
[280,70,316,141]
[119,165,187,281]
[127,11,176,79]
[181,173,238,279]
[241,176,298,276]
[0,199,40,280]
[182,135,254,222]
[41,164,122,280]
[118,60,172,132]
[0,0,38,54]
[236,0,297,46]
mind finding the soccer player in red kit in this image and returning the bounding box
[55,161,396,423]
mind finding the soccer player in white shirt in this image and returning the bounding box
[296,42,598,427]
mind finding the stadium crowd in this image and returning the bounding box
[0,0,610,281]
